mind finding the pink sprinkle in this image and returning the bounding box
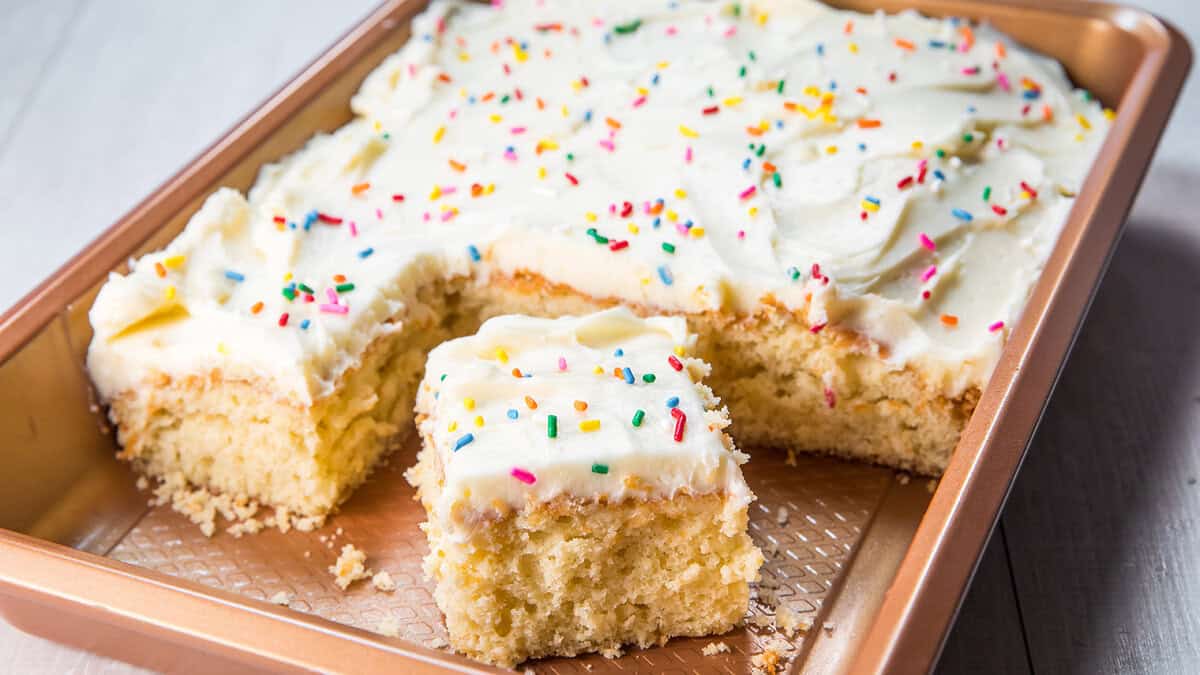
[675,222,690,235]
[441,186,458,195]
[504,149,518,161]
[632,96,647,107]
[510,126,527,134]
[666,26,678,36]
[349,221,358,237]
[423,212,431,222]
[917,159,928,172]
[989,321,1006,332]
[739,185,757,200]
[918,233,936,251]
[921,265,937,283]
[685,146,693,163]
[723,25,737,38]
[448,109,458,120]
[997,73,1011,92]
[557,356,567,371]
[440,210,455,222]
[609,203,617,214]
[319,303,348,314]
[375,208,383,220]
[810,322,827,334]
[511,468,536,484]
[407,64,417,77]
[643,201,652,214]
[737,230,746,240]
[598,139,615,152]
[326,288,338,303]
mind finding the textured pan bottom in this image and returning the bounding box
[108,438,896,672]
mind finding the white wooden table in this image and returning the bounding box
[1,1,1196,672]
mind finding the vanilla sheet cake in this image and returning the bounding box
[87,0,1111,518]
[407,308,762,665]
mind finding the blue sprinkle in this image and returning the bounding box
[300,319,311,330]
[828,80,837,91]
[507,409,519,420]
[967,105,977,114]
[584,109,593,122]
[858,143,867,152]
[952,208,974,221]
[303,210,318,229]
[358,247,375,259]
[684,220,693,230]
[468,95,476,104]
[864,195,881,206]
[454,433,475,451]
[604,33,612,44]
[421,33,433,42]
[224,270,245,282]
[657,265,674,286]
[816,43,825,56]
[614,348,624,356]
[1022,89,1041,100]
[933,169,947,182]
[506,145,515,153]
[742,157,752,170]
[775,119,784,129]
[467,244,481,262]
[303,221,311,232]
[666,396,680,408]
[652,217,661,228]
[288,221,297,230]
[651,73,660,85]
[434,391,439,400]
[929,39,947,49]
[623,367,635,384]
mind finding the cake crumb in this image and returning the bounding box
[702,641,730,656]
[776,606,808,637]
[227,517,263,538]
[269,591,293,606]
[329,544,372,590]
[372,571,397,592]
[428,636,448,649]
[897,472,911,485]
[752,637,795,675]
[775,506,789,526]
[599,645,624,659]
[927,478,939,494]
[135,476,149,491]
[785,449,798,467]
[823,621,836,633]
[376,616,401,638]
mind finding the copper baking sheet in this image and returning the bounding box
[0,1,1189,673]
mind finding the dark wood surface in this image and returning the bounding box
[1,1,1196,672]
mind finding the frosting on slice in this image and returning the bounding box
[415,308,752,523]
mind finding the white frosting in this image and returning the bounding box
[87,0,1112,405]
[416,308,751,520]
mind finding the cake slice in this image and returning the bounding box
[407,308,763,666]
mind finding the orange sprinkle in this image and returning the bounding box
[940,314,959,327]
[1042,104,1054,122]
[746,126,765,137]
[511,368,523,378]
[612,367,624,378]
[524,395,538,410]
[154,262,167,278]
[333,274,346,283]
[449,159,467,172]
[762,161,777,173]
[250,301,264,315]
[351,182,371,195]
[536,97,545,110]
[857,119,882,129]
[574,400,588,412]
[783,101,800,112]
[843,20,854,35]
[481,92,495,102]
[960,26,975,50]
[996,42,1007,59]
[471,183,484,197]
[436,73,452,84]
[895,38,916,51]
[605,117,622,129]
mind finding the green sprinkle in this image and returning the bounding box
[613,19,642,35]
[440,373,447,381]
[282,287,296,301]
[382,132,391,140]
[789,266,801,281]
[935,149,946,158]
[566,153,575,161]
[962,133,974,143]
[662,242,676,254]
[982,186,992,201]
[738,65,747,78]
[547,414,558,438]
[335,283,355,293]
[772,172,782,189]
[500,94,510,104]
[642,373,656,383]
[297,283,314,294]
[755,144,766,157]
[632,409,646,427]
[591,463,609,475]
[707,86,715,98]
[748,50,757,62]
[777,79,785,94]
[732,3,741,17]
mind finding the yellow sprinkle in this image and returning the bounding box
[1021,190,1032,200]
[641,277,650,285]
[756,11,769,25]
[373,120,382,132]
[848,42,859,53]
[537,166,547,179]
[537,139,559,152]
[1076,114,1092,131]
[749,206,759,217]
[657,61,670,70]
[464,398,475,410]
[561,105,569,117]
[164,285,176,301]
[803,85,821,97]
[911,140,924,150]
[512,43,527,62]
[673,345,686,357]
[474,415,485,428]
[585,212,598,222]
[489,114,503,123]
[448,421,457,432]
[593,365,604,375]
[636,86,649,96]
[433,125,446,144]
[216,342,228,355]
[1074,133,1085,142]
[678,125,699,138]
[666,210,678,222]
[826,145,839,155]
[674,188,688,198]
[163,255,186,269]
[690,227,706,238]
[1103,108,1116,120]
[722,96,743,107]
[861,200,880,212]
[627,223,639,234]
[495,348,509,363]
[430,185,442,200]
[458,52,470,62]
[579,419,601,432]
[486,183,495,194]
[571,80,584,92]
[283,272,293,282]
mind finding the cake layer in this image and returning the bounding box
[409,309,761,666]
